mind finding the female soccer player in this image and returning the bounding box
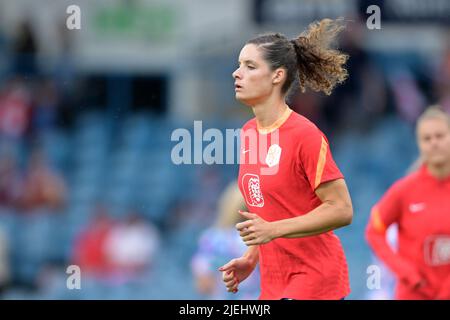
[219,19,353,300]
[366,107,450,300]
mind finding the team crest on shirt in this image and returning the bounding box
[265,144,282,167]
[242,174,264,207]
[424,235,450,266]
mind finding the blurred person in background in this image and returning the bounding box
[103,210,160,284]
[220,18,353,300]
[0,76,32,142]
[71,204,114,277]
[19,148,66,212]
[191,180,259,300]
[366,140,433,300]
[365,153,427,300]
[0,152,22,208]
[366,106,450,300]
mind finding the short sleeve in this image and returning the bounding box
[369,181,404,233]
[297,129,344,192]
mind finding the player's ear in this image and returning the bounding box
[272,68,285,85]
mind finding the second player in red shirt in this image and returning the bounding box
[366,107,450,299]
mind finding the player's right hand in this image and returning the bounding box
[401,269,435,297]
[219,257,255,293]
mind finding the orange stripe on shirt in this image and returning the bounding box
[371,207,387,233]
[314,136,328,189]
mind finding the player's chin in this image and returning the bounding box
[429,154,448,165]
[235,94,254,107]
[235,92,246,101]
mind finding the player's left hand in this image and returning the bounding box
[236,210,276,246]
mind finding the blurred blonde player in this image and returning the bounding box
[366,106,450,299]
[191,180,260,299]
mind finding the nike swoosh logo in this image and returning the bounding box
[409,203,426,213]
[242,149,250,154]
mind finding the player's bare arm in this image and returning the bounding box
[237,179,352,246]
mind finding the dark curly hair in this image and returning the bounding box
[247,18,349,96]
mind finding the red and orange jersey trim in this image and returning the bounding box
[257,107,292,134]
[371,206,387,233]
[314,136,328,189]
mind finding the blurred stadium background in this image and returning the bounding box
[0,0,449,299]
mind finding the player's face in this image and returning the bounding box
[232,44,277,106]
[417,118,450,166]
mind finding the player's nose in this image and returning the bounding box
[233,68,242,79]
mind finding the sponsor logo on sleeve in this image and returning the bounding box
[424,235,450,266]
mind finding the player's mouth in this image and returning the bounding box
[235,83,243,91]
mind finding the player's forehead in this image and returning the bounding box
[238,44,264,64]
[418,117,450,135]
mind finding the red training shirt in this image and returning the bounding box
[238,108,350,300]
[366,164,450,299]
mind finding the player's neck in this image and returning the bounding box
[426,162,450,180]
[252,97,289,129]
